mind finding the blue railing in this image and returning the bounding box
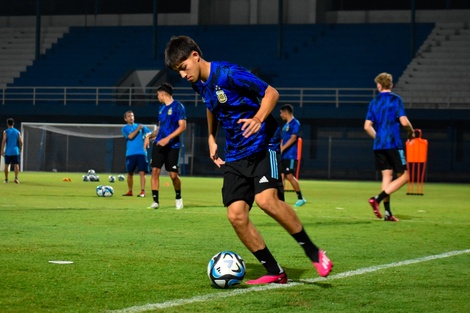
[2,86,469,108]
[1,86,377,108]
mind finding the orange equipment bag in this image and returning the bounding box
[406,129,428,195]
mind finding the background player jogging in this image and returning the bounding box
[165,35,333,285]
[364,72,415,222]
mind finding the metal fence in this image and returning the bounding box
[2,86,470,108]
[1,86,378,108]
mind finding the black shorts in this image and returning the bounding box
[221,150,284,207]
[4,155,19,165]
[280,159,298,175]
[374,149,407,174]
[151,144,180,172]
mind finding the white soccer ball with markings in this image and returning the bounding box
[102,185,114,197]
[96,185,104,196]
[108,175,116,183]
[207,251,246,289]
[118,174,125,181]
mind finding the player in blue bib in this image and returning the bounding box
[1,118,23,184]
[121,111,152,197]
[165,35,333,284]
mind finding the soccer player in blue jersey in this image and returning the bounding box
[280,104,307,206]
[1,118,23,184]
[121,111,152,197]
[364,72,415,222]
[145,83,186,210]
[164,35,333,284]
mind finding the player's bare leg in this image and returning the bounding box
[137,171,146,197]
[228,200,287,284]
[122,172,134,196]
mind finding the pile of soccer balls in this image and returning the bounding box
[207,251,246,288]
[82,169,100,182]
[96,185,114,197]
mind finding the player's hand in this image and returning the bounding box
[238,117,262,138]
[209,143,225,168]
[137,124,143,130]
[144,136,150,149]
[158,137,170,147]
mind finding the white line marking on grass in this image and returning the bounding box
[108,249,470,313]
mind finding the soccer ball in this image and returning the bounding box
[96,185,104,196]
[207,251,246,289]
[87,169,96,175]
[82,175,90,182]
[118,174,125,181]
[102,185,114,197]
[108,175,116,183]
[89,175,100,182]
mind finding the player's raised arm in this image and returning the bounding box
[239,85,279,138]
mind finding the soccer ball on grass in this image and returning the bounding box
[118,174,125,181]
[108,175,116,183]
[207,251,246,288]
[96,185,114,197]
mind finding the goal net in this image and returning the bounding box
[21,122,158,173]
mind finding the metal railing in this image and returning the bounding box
[2,86,469,108]
[1,86,377,108]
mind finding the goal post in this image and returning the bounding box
[20,122,159,173]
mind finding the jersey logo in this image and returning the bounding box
[215,85,227,104]
[168,108,172,115]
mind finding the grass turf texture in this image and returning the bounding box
[0,172,469,313]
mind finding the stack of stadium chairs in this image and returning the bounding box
[396,22,470,108]
[10,23,435,90]
[0,26,68,87]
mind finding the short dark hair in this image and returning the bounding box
[157,82,173,95]
[280,104,293,114]
[165,35,203,70]
[123,110,133,118]
[6,118,14,126]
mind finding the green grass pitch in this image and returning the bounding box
[0,172,469,312]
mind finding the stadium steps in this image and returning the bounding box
[0,26,69,87]
[396,22,470,107]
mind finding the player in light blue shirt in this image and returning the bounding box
[364,72,415,222]
[164,35,333,284]
[121,111,152,197]
[1,118,23,183]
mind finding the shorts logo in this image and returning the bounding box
[215,85,227,104]
[259,176,269,183]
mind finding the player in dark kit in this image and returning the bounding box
[165,35,333,284]
[364,72,415,222]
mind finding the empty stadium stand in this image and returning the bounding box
[0,27,68,87]
[9,23,435,89]
[396,22,470,108]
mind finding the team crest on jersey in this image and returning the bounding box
[168,108,172,115]
[215,85,227,104]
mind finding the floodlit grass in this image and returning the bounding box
[0,172,469,313]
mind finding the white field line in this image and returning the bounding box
[108,249,470,313]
